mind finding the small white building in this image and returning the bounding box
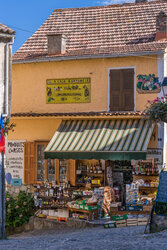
[0,23,15,117]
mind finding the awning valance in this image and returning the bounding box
[44,119,154,160]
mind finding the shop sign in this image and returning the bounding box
[46,78,91,104]
[5,140,25,184]
[146,148,163,165]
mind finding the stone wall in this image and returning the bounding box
[150,214,167,233]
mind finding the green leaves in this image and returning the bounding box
[6,191,35,228]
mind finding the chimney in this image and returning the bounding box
[47,34,66,54]
[135,0,147,3]
[155,11,167,41]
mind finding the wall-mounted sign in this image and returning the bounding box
[137,74,161,93]
[146,148,163,165]
[46,78,91,104]
[5,140,25,184]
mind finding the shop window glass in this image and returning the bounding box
[37,144,46,181]
[59,160,67,184]
[48,159,55,182]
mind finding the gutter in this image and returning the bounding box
[4,36,15,118]
[12,50,164,65]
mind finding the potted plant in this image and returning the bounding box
[144,96,167,123]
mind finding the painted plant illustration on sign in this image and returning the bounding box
[137,74,161,93]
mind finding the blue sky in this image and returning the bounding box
[1,0,135,53]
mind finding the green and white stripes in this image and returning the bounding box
[45,119,154,156]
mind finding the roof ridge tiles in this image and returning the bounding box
[52,0,163,13]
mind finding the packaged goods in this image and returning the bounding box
[112,214,128,221]
[126,205,143,211]
[104,221,116,228]
[91,179,101,185]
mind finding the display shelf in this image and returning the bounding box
[139,186,158,190]
[87,173,104,177]
[134,174,159,177]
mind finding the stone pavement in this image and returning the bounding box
[0,225,167,250]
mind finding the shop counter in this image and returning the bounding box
[68,207,99,221]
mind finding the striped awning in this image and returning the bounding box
[44,119,154,160]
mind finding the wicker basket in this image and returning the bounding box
[137,88,161,94]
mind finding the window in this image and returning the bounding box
[109,68,134,111]
[59,160,67,184]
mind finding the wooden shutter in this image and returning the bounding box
[67,160,76,186]
[110,70,122,111]
[55,159,59,184]
[122,69,134,111]
[24,142,35,184]
[110,69,134,111]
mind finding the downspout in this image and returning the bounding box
[5,36,14,118]
[157,53,166,168]
[163,52,167,169]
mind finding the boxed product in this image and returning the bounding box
[104,221,116,229]
[83,190,93,196]
[81,204,99,211]
[126,205,143,211]
[73,190,83,196]
[112,214,128,221]
[76,199,86,205]
[91,179,101,185]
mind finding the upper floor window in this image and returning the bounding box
[109,68,134,111]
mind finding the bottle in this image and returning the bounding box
[90,164,93,173]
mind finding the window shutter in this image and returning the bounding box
[122,69,134,111]
[24,142,35,184]
[110,69,134,111]
[110,70,122,111]
[67,160,76,186]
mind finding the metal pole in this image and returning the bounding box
[0,154,2,238]
[1,152,5,239]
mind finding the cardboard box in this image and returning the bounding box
[112,214,128,221]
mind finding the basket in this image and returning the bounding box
[137,88,161,94]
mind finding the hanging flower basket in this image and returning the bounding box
[144,97,167,123]
[161,113,167,123]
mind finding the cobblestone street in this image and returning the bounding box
[0,226,167,250]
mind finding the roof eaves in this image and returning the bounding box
[12,50,165,64]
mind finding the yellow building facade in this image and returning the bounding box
[9,2,167,185]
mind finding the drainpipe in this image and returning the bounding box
[157,53,166,168]
[5,36,14,118]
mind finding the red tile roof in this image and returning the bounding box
[13,1,167,62]
[0,23,15,35]
[11,111,144,117]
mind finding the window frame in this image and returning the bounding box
[107,66,136,112]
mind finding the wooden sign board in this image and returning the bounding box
[156,171,167,203]
[46,78,91,104]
